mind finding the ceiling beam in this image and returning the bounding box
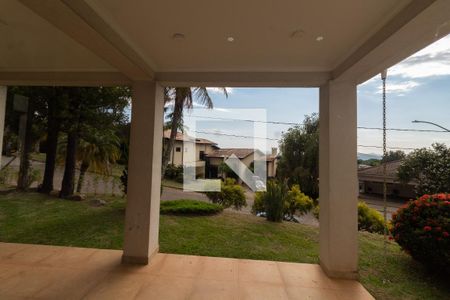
[0,71,131,86]
[19,0,154,81]
[155,71,331,87]
[332,0,450,83]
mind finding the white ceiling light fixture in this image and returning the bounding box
[227,36,235,42]
[316,36,324,42]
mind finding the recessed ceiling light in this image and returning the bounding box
[172,33,185,40]
[227,36,234,42]
[316,36,324,42]
[290,29,305,39]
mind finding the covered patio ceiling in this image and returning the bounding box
[0,0,449,86]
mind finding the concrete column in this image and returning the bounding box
[319,80,358,279]
[0,86,6,167]
[122,81,164,264]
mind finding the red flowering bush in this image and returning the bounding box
[390,193,450,272]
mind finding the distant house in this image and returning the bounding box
[206,147,278,179]
[163,130,278,179]
[358,160,416,199]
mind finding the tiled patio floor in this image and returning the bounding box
[0,242,374,299]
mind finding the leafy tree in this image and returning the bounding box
[382,150,406,163]
[277,114,319,198]
[72,128,121,193]
[397,143,450,195]
[161,87,227,179]
[59,87,130,198]
[5,87,47,190]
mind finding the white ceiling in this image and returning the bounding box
[0,0,114,72]
[0,0,414,74]
[87,0,412,72]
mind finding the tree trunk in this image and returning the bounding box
[59,130,78,198]
[40,96,60,193]
[17,100,34,190]
[161,95,183,179]
[76,160,89,193]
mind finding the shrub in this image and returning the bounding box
[252,191,265,214]
[284,185,313,218]
[312,201,386,234]
[252,183,313,221]
[160,199,223,215]
[358,201,386,234]
[262,180,287,222]
[390,193,450,272]
[165,164,184,183]
[205,178,247,210]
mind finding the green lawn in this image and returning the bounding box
[0,191,448,300]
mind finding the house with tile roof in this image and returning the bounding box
[358,160,417,199]
[163,130,278,179]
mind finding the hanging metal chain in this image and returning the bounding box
[381,70,388,258]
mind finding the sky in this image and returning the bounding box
[179,34,450,155]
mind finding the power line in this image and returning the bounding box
[189,115,298,125]
[188,115,450,133]
[193,129,420,150]
[193,130,279,141]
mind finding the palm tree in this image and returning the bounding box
[161,87,227,178]
[75,129,121,193]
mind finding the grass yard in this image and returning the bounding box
[0,191,448,299]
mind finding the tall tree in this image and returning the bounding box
[39,88,68,193]
[161,87,227,178]
[382,150,406,163]
[397,143,450,195]
[59,87,130,198]
[277,114,319,199]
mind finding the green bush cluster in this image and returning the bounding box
[252,181,313,222]
[165,164,184,183]
[390,193,450,273]
[312,201,386,234]
[357,201,386,234]
[160,199,223,215]
[205,178,247,210]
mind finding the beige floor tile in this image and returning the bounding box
[153,254,204,278]
[0,243,31,260]
[38,246,97,268]
[135,274,195,300]
[238,259,283,284]
[285,286,340,300]
[83,272,150,300]
[0,265,61,297]
[238,281,289,300]
[277,262,332,289]
[2,244,65,266]
[196,256,238,282]
[0,243,374,300]
[189,278,238,300]
[33,267,109,300]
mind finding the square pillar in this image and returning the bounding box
[122,81,164,264]
[0,86,6,166]
[319,80,358,279]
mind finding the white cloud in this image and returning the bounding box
[206,87,234,94]
[376,81,420,95]
[389,34,450,78]
[192,101,230,112]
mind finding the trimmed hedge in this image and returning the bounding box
[390,193,450,272]
[160,199,223,215]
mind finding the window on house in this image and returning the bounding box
[199,151,205,160]
[176,147,181,152]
